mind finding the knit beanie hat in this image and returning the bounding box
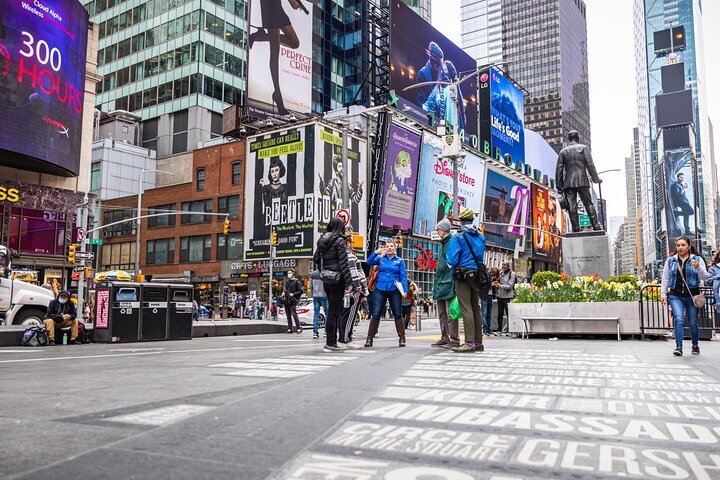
[459,207,475,221]
[435,218,452,232]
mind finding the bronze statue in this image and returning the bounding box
[555,131,603,232]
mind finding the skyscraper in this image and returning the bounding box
[460,0,591,152]
[634,0,715,267]
[402,0,432,21]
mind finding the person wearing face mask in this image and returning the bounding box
[283,269,304,334]
[43,290,80,345]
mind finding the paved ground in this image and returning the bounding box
[1,320,720,480]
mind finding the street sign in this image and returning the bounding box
[336,209,351,226]
[77,228,85,242]
[73,266,85,273]
[75,251,94,260]
[89,238,103,245]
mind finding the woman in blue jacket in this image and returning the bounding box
[707,249,720,316]
[364,240,408,347]
[661,236,708,356]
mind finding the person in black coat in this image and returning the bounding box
[43,290,80,345]
[313,217,353,352]
[283,269,304,333]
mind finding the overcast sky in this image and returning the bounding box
[432,0,719,218]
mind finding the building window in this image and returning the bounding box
[218,195,240,220]
[217,232,243,260]
[148,204,176,228]
[180,235,211,262]
[181,199,212,224]
[196,168,206,191]
[231,162,241,185]
[146,238,175,265]
[100,241,136,271]
[103,209,136,237]
[90,162,102,191]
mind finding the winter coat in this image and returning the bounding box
[706,265,720,288]
[45,298,77,323]
[661,254,708,297]
[446,224,486,270]
[432,233,455,301]
[366,253,408,293]
[555,141,600,190]
[496,269,517,299]
[313,233,353,286]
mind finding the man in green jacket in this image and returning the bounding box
[431,218,459,347]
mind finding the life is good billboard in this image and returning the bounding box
[247,0,313,115]
[479,67,525,167]
[0,0,88,176]
[413,133,486,238]
[380,123,421,231]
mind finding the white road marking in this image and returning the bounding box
[0,349,45,353]
[105,404,212,426]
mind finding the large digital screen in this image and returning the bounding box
[0,0,88,176]
[247,0,313,115]
[483,169,529,251]
[479,67,525,166]
[531,183,563,262]
[390,1,478,146]
[663,148,696,246]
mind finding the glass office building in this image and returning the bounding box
[634,0,715,265]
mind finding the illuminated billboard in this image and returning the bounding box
[247,0,313,115]
[0,0,89,176]
[390,1,478,147]
[479,67,525,167]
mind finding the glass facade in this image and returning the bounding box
[461,0,503,67]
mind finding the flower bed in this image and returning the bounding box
[514,274,641,304]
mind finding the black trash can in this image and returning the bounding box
[94,282,140,343]
[168,285,194,340]
[140,285,169,341]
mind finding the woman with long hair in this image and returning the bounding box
[707,249,720,316]
[661,236,708,356]
[313,217,353,352]
[365,241,408,347]
[249,0,305,114]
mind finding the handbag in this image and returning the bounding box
[367,269,379,291]
[678,258,706,309]
[319,255,341,285]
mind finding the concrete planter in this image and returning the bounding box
[508,301,640,335]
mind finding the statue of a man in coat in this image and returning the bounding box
[555,130,603,232]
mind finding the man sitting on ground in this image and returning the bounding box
[43,290,80,345]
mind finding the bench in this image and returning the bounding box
[521,316,621,341]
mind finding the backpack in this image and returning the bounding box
[21,325,49,347]
[459,234,490,297]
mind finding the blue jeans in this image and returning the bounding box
[668,295,699,348]
[313,297,328,334]
[714,282,720,314]
[481,297,493,333]
[372,289,403,320]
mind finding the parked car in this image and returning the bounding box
[279,299,325,328]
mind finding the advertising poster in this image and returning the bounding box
[390,1,478,146]
[244,125,315,259]
[95,290,110,329]
[0,0,89,176]
[663,148,696,244]
[380,124,421,231]
[315,124,367,244]
[479,67,525,166]
[531,184,563,262]
[483,169,530,250]
[247,0,313,115]
[413,134,486,237]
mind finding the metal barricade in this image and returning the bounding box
[639,285,717,340]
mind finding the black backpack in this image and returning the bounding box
[21,325,49,347]
[461,234,490,298]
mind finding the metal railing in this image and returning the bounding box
[639,285,717,340]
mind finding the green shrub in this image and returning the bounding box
[531,271,563,288]
[608,274,640,286]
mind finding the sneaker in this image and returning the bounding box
[445,342,461,349]
[71,339,83,345]
[344,341,362,350]
[692,345,700,355]
[491,332,499,337]
[673,347,683,356]
[474,344,485,352]
[296,328,302,335]
[452,344,475,353]
[313,332,319,339]
[48,339,56,346]
[323,345,344,353]
[431,340,449,347]
[336,342,348,350]
[286,329,293,334]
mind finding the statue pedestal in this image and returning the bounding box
[562,233,612,279]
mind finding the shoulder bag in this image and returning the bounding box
[319,242,341,285]
[678,258,706,309]
[457,234,490,296]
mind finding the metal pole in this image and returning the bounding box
[268,226,274,321]
[76,192,89,323]
[341,125,349,209]
[451,82,460,221]
[135,171,143,278]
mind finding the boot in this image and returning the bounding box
[364,319,380,348]
[394,317,406,347]
[586,204,603,231]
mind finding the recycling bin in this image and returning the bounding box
[140,285,169,341]
[168,284,194,340]
[94,282,140,343]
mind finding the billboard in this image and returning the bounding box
[0,0,89,176]
[315,125,367,241]
[479,67,525,167]
[247,0,313,115]
[531,183,563,262]
[380,124,421,231]
[244,124,316,259]
[483,169,530,250]
[413,133,486,237]
[390,1,478,146]
[663,148,696,244]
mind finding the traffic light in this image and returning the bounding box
[271,231,278,246]
[397,235,403,248]
[223,218,231,235]
[67,243,76,263]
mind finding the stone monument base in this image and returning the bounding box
[562,233,612,279]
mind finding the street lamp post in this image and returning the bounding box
[596,168,622,231]
[135,169,175,278]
